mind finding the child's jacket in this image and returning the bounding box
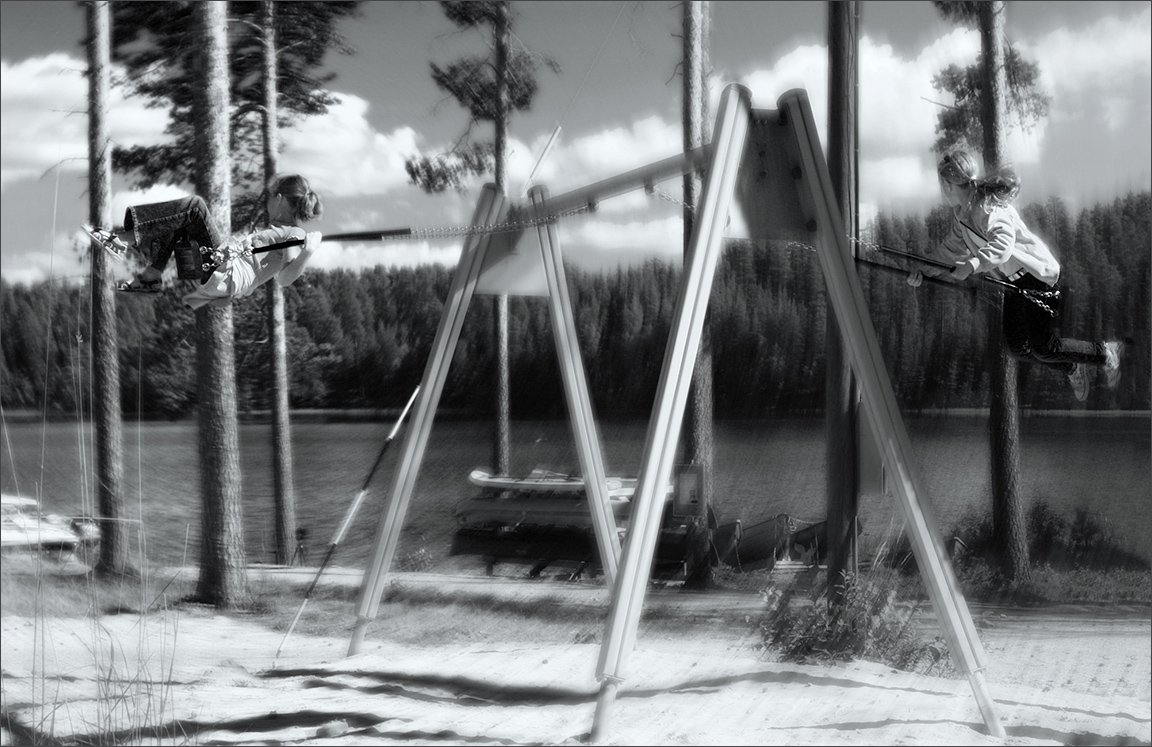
[183,224,308,309]
[932,199,1061,287]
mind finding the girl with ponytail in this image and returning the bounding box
[85,174,324,310]
[907,150,1122,402]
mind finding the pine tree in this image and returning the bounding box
[192,1,248,609]
[86,0,131,576]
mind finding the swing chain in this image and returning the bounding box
[204,203,599,269]
[846,236,1061,316]
[649,184,695,213]
[405,202,596,242]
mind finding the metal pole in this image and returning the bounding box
[779,88,1004,738]
[348,185,505,656]
[590,83,752,743]
[274,386,419,665]
[529,185,621,586]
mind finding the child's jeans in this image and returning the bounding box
[1003,274,1106,373]
[124,196,224,280]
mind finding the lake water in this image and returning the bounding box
[2,413,1148,570]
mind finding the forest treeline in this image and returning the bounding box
[2,193,1148,419]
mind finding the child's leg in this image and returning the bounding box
[1003,278,1107,373]
[125,196,225,276]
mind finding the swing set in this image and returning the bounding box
[332,84,1006,740]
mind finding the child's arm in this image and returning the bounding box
[276,231,322,286]
[967,205,1062,280]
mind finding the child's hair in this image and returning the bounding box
[269,174,323,223]
[937,149,1020,207]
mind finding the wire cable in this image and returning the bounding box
[557,1,628,129]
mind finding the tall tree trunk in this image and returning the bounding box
[193,0,249,608]
[86,0,129,576]
[261,0,297,566]
[979,0,1029,583]
[825,0,860,599]
[681,0,714,590]
[491,0,511,476]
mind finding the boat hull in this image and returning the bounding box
[449,472,833,578]
[1,494,98,564]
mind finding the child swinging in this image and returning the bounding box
[85,174,323,310]
[906,150,1123,402]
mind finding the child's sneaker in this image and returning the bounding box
[1104,341,1123,389]
[116,276,162,294]
[82,225,130,263]
[1068,363,1089,402]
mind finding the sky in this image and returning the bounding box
[1,1,1150,286]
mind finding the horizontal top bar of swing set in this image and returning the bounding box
[248,145,712,255]
[520,143,712,219]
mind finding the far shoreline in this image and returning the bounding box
[5,408,1150,425]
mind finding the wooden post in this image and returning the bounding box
[779,89,1005,738]
[591,84,752,741]
[825,0,860,598]
[979,0,1029,584]
[681,0,715,591]
[530,185,622,585]
[87,0,129,576]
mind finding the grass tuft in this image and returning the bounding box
[758,567,956,677]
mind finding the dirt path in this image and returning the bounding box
[3,568,1148,746]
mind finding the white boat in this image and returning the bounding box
[456,469,637,529]
[1,493,99,561]
[467,469,636,497]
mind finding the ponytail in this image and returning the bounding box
[937,149,1021,210]
[268,174,324,223]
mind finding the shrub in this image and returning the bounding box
[886,500,1150,603]
[759,570,956,676]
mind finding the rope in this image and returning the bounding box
[1,404,20,495]
[762,233,1060,317]
[38,158,64,504]
[558,1,628,129]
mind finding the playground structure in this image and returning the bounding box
[346,84,1005,740]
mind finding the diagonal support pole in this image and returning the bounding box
[777,88,1004,738]
[529,185,622,587]
[275,386,419,666]
[590,83,753,742]
[348,185,505,656]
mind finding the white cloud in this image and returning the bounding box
[279,93,421,198]
[1029,6,1152,131]
[1,54,170,191]
[1,55,89,188]
[537,115,682,194]
[306,237,463,273]
[565,214,684,263]
[861,155,937,207]
[739,43,830,143]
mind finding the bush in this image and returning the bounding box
[886,500,1150,603]
[759,570,955,676]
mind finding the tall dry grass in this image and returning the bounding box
[1,530,194,745]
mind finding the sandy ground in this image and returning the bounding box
[2,568,1149,746]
